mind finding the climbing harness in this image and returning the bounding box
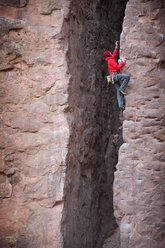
[106,75,111,84]
[106,72,117,85]
[106,62,134,86]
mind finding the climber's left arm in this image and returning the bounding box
[111,41,119,59]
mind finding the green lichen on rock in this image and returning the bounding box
[5,236,16,247]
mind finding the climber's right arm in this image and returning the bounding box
[110,59,125,71]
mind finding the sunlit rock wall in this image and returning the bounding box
[0,1,70,247]
[114,0,165,247]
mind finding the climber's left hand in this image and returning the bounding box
[115,41,119,49]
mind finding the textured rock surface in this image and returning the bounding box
[0,0,128,247]
[114,0,165,247]
[1,0,164,247]
[0,0,27,8]
[0,1,70,247]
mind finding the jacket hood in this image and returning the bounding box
[105,57,112,62]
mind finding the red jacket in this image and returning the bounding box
[105,49,125,78]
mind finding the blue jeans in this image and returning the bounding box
[113,74,130,108]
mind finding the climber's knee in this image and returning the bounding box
[125,74,130,83]
[126,74,130,80]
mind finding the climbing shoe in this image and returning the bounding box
[120,90,126,95]
[107,75,111,84]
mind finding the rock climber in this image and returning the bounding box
[104,41,130,109]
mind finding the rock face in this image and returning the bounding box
[114,0,165,247]
[0,0,128,247]
[0,0,164,248]
[0,1,70,247]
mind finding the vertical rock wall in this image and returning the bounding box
[3,0,163,248]
[0,1,70,247]
[114,0,165,247]
[62,1,128,248]
[0,0,128,247]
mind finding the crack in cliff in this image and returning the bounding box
[62,0,129,247]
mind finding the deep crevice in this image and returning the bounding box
[62,1,129,247]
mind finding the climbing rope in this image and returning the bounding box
[107,59,137,246]
[121,59,137,247]
[120,62,134,74]
[132,60,136,248]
